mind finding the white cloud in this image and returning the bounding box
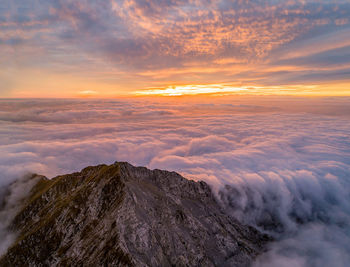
[0,97,350,265]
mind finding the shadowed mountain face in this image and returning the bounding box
[0,162,270,266]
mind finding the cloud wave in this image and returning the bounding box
[0,97,350,266]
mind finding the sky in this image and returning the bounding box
[0,97,350,265]
[1,0,350,97]
[1,1,350,263]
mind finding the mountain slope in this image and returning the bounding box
[0,162,270,266]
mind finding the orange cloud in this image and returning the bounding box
[1,0,350,97]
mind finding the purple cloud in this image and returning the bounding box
[0,98,350,266]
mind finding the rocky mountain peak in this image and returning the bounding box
[0,162,270,266]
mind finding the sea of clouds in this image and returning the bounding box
[0,97,350,266]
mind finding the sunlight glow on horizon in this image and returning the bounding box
[0,1,349,97]
[133,83,350,97]
[134,84,247,96]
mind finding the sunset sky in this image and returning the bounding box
[1,1,350,263]
[1,0,350,97]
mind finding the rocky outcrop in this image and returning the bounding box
[0,162,270,266]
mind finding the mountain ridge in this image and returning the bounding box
[0,161,271,266]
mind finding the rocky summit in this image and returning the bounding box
[0,162,270,266]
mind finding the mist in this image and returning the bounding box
[0,97,349,266]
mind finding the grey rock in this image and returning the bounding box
[0,162,271,266]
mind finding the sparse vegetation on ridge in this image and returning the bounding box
[0,162,270,266]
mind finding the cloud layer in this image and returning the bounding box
[0,97,350,265]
